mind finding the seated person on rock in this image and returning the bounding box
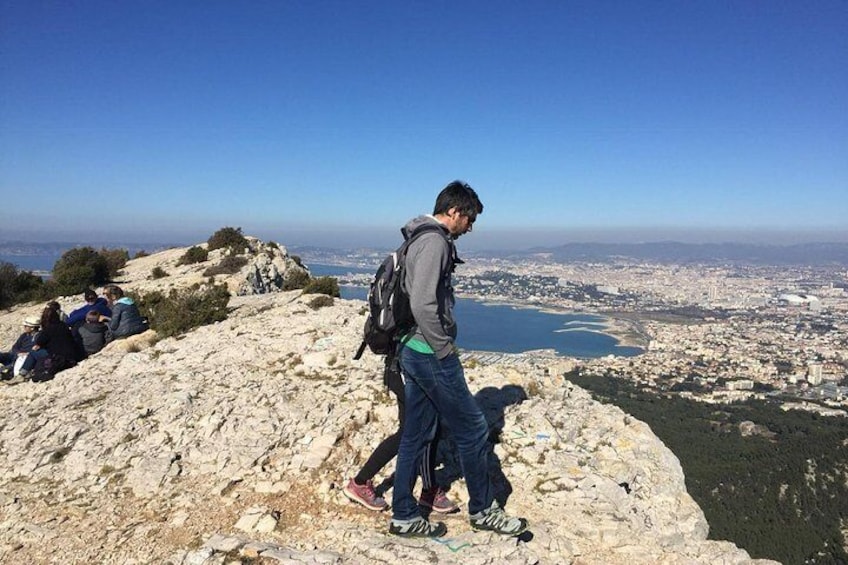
[66,288,112,329]
[15,307,79,382]
[0,317,40,378]
[78,310,108,356]
[101,284,147,341]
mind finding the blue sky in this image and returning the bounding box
[1,1,846,249]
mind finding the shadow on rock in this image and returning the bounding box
[435,384,529,508]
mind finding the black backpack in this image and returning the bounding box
[354,224,450,360]
[31,353,75,383]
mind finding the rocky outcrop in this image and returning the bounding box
[234,238,309,296]
[75,237,310,299]
[0,245,778,564]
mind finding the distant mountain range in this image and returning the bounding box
[0,240,176,257]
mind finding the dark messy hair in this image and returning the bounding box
[433,180,484,219]
[41,306,61,328]
[104,284,124,299]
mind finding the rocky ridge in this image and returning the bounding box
[0,241,778,564]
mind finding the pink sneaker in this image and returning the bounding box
[343,478,388,511]
[418,487,459,514]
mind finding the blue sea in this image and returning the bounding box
[0,254,60,273]
[310,264,642,359]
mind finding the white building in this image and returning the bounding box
[808,363,823,386]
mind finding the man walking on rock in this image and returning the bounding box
[389,180,528,538]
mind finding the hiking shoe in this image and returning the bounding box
[343,478,388,511]
[419,487,459,514]
[3,373,27,386]
[388,516,447,538]
[469,501,528,536]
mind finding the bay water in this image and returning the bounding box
[310,264,642,358]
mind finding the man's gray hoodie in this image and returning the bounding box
[401,215,457,359]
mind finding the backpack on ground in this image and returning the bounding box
[354,224,449,360]
[31,353,75,383]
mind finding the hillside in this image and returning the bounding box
[0,240,777,564]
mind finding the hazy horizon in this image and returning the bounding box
[3,226,848,253]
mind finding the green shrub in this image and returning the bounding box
[207,227,249,253]
[203,256,248,276]
[302,276,340,297]
[0,261,49,308]
[283,269,311,291]
[136,283,230,338]
[51,247,109,295]
[98,248,129,280]
[134,250,149,259]
[150,266,169,280]
[307,295,334,310]
[177,246,209,266]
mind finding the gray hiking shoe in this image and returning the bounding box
[3,373,28,386]
[469,501,528,536]
[388,516,447,538]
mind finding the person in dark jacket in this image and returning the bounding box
[101,284,147,340]
[66,289,112,328]
[78,310,107,355]
[14,307,78,381]
[0,317,40,377]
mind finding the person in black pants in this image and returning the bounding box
[14,306,79,382]
[343,354,458,513]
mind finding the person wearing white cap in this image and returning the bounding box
[0,317,40,380]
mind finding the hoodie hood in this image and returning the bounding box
[401,215,450,241]
[117,297,135,306]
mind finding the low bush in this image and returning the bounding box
[177,246,208,266]
[99,248,129,280]
[52,247,110,295]
[203,256,248,276]
[0,262,50,308]
[307,295,334,310]
[136,283,230,338]
[134,250,149,259]
[207,227,249,253]
[283,269,311,291]
[150,266,169,279]
[302,276,340,297]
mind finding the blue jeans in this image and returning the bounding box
[392,347,493,520]
[22,349,48,372]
